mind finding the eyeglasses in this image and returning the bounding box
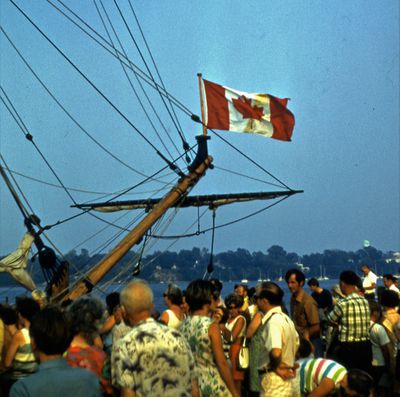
[228,305,238,310]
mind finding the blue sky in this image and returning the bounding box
[0,0,399,259]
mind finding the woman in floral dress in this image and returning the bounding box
[180,280,239,397]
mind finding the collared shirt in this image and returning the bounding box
[10,357,101,397]
[362,270,377,291]
[389,283,400,296]
[113,317,195,397]
[290,289,320,337]
[326,293,370,342]
[259,306,299,370]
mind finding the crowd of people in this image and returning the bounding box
[0,263,399,397]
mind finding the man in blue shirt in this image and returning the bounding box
[10,306,100,397]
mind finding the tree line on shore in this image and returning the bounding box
[2,244,398,286]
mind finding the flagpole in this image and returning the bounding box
[197,73,207,136]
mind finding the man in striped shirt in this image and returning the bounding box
[298,359,373,396]
[326,271,372,375]
[296,337,345,395]
[298,356,346,396]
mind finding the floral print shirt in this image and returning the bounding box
[113,318,196,397]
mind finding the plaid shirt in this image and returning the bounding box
[326,293,370,342]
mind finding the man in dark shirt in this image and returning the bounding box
[307,278,333,353]
[307,278,333,310]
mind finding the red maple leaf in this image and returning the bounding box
[232,95,264,121]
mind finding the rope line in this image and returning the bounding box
[47,0,194,116]
[0,86,78,205]
[1,166,174,196]
[0,26,171,183]
[113,0,188,152]
[150,194,292,239]
[94,0,176,160]
[8,0,177,169]
[127,0,191,161]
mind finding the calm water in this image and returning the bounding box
[0,278,343,313]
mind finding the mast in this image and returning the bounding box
[197,73,208,136]
[62,136,213,302]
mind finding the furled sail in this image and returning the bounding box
[0,232,36,291]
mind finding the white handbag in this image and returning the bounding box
[237,337,249,370]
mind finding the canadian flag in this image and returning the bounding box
[202,79,295,141]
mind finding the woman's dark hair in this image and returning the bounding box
[105,292,120,315]
[15,296,40,322]
[67,296,105,343]
[185,280,213,312]
[30,305,72,355]
[347,369,373,397]
[380,289,400,308]
[285,269,305,284]
[165,284,183,305]
[0,304,18,325]
[307,277,319,287]
[210,278,223,293]
[225,293,244,309]
[258,282,284,306]
[247,287,256,299]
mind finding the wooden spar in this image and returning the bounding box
[61,154,213,302]
[73,190,304,212]
[197,73,208,136]
[0,163,30,225]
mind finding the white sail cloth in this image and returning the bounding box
[0,232,37,291]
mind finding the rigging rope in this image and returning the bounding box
[150,194,292,239]
[112,0,189,155]
[0,26,171,183]
[2,1,300,286]
[94,0,176,161]
[8,0,183,175]
[0,86,78,205]
[47,0,195,117]
[1,166,174,196]
[210,129,293,190]
[127,0,192,162]
[45,0,295,190]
